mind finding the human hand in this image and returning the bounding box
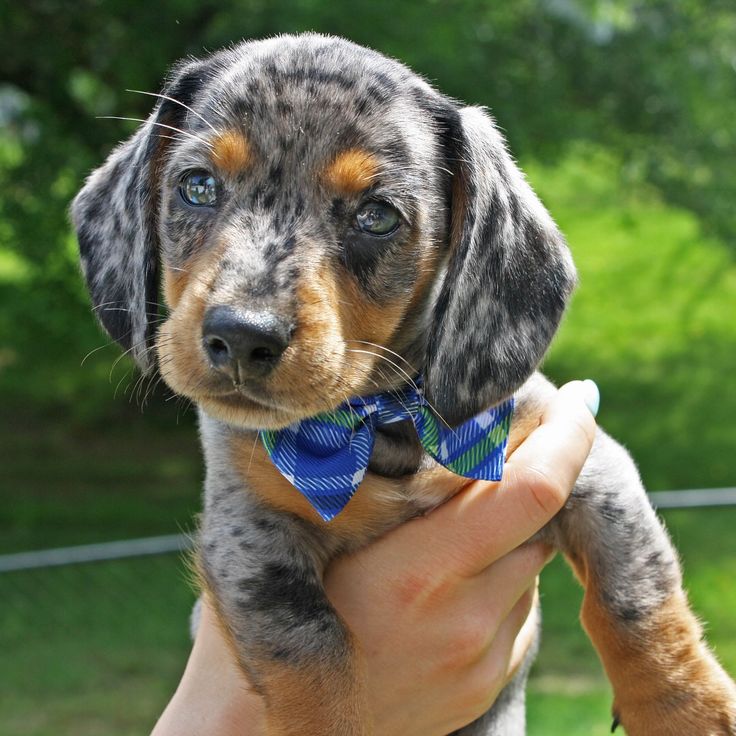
[325,379,598,735]
[151,379,598,736]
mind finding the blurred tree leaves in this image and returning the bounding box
[1,0,734,409]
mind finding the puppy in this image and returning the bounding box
[72,34,736,735]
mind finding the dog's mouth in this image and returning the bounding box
[192,373,361,430]
[196,388,306,429]
[224,381,284,409]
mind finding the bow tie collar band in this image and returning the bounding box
[260,382,514,522]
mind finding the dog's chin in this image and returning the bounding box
[163,360,393,431]
[214,380,402,430]
[195,393,305,431]
[159,362,336,430]
[193,386,362,431]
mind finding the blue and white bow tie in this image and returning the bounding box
[260,382,514,521]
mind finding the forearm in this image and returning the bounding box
[151,602,266,736]
[152,382,597,735]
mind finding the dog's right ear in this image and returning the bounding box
[71,57,219,371]
[422,102,577,426]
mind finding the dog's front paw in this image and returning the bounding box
[583,587,736,736]
[611,691,736,736]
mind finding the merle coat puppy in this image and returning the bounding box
[72,34,736,736]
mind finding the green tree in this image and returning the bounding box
[1,0,734,408]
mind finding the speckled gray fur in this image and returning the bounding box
[72,34,734,736]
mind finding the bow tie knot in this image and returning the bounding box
[260,382,513,521]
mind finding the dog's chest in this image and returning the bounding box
[218,393,545,553]
[227,429,466,549]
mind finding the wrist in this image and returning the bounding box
[151,602,266,736]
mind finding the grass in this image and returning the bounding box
[0,556,195,736]
[1,507,733,735]
[529,146,736,491]
[0,404,202,555]
[1,146,734,733]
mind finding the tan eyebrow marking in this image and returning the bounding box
[211,130,252,175]
[323,148,380,193]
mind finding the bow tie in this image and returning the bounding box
[259,382,514,521]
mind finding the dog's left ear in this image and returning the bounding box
[71,56,220,371]
[425,105,576,426]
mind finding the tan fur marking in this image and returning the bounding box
[232,438,407,545]
[211,129,252,176]
[285,260,408,406]
[506,405,544,455]
[257,655,368,736]
[247,264,357,419]
[338,274,406,351]
[162,267,189,309]
[323,149,380,194]
[157,242,229,398]
[580,583,736,734]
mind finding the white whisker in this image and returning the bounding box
[96,116,213,149]
[126,89,219,135]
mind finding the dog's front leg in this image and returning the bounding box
[547,429,736,735]
[198,487,368,736]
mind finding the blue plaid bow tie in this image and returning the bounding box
[260,382,514,521]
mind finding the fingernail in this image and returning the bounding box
[581,379,600,417]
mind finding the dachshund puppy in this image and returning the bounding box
[72,34,736,735]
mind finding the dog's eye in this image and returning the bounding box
[354,202,400,236]
[180,170,218,206]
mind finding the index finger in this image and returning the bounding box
[412,380,598,577]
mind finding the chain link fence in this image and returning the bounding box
[0,547,197,736]
[1,489,734,736]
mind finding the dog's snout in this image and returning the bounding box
[202,306,291,379]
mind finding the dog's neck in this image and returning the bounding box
[199,410,426,479]
[369,419,426,477]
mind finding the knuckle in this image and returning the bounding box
[566,413,597,464]
[392,568,453,609]
[576,413,597,447]
[519,542,550,575]
[460,660,505,719]
[517,465,569,520]
[442,613,490,670]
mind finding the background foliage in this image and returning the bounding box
[1,1,735,734]
[2,0,735,410]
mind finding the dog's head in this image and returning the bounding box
[72,34,575,429]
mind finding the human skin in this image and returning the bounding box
[151,380,598,736]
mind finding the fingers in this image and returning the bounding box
[407,380,598,578]
[504,379,598,515]
[506,587,540,679]
[453,586,538,730]
[469,542,551,636]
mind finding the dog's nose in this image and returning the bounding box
[202,306,292,379]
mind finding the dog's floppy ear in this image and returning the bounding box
[71,58,217,371]
[425,106,576,426]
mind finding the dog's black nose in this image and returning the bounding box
[202,306,291,379]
